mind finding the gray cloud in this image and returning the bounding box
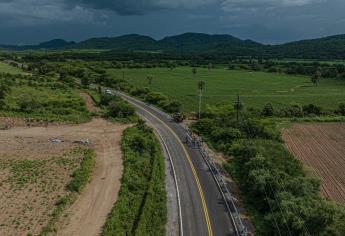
[0,0,100,25]
[73,0,218,15]
[0,0,344,45]
[221,0,322,11]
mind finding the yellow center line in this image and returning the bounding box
[130,100,214,236]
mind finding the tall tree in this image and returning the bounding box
[311,70,321,87]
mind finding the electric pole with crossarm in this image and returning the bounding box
[198,80,205,119]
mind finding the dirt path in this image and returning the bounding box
[80,92,100,113]
[56,119,128,236]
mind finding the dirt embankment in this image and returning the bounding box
[283,123,345,205]
[80,92,101,113]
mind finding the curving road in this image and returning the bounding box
[117,92,235,236]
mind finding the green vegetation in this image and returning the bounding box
[4,33,345,59]
[103,122,167,236]
[98,93,138,123]
[192,103,345,236]
[67,149,96,193]
[0,73,91,123]
[0,61,25,74]
[108,67,345,112]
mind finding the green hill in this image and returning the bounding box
[2,33,345,59]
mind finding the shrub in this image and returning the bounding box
[99,93,114,106]
[17,92,42,112]
[337,103,345,116]
[279,104,303,117]
[303,104,322,116]
[107,100,135,119]
[210,127,242,147]
[103,124,166,236]
[163,100,182,113]
[236,119,277,140]
[67,149,95,193]
[261,103,274,117]
[192,118,217,135]
[145,92,168,105]
[130,87,151,97]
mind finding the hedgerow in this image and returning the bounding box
[103,122,167,236]
[192,103,345,236]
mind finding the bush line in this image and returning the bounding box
[103,122,167,236]
[192,103,345,236]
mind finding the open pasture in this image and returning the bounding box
[108,67,345,112]
[283,123,345,205]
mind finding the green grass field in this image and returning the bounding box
[0,61,25,74]
[108,67,345,112]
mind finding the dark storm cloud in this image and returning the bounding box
[68,0,217,15]
[0,0,344,45]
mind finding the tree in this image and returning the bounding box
[107,100,135,119]
[192,67,197,78]
[311,70,321,87]
[337,103,345,116]
[208,63,213,71]
[18,92,41,112]
[262,103,274,117]
[0,83,10,100]
[228,63,235,70]
[0,83,10,109]
[146,75,153,87]
[81,76,90,88]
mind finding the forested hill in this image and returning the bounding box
[266,34,345,59]
[1,33,345,59]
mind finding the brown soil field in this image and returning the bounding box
[282,123,345,205]
[0,118,127,235]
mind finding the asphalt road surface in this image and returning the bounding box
[117,92,235,236]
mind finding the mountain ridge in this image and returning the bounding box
[1,33,345,59]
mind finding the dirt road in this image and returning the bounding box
[57,119,127,236]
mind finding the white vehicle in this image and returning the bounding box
[105,89,113,95]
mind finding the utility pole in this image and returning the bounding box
[234,94,243,121]
[198,81,205,119]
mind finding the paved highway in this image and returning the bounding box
[117,92,235,236]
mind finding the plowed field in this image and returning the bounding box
[282,123,345,205]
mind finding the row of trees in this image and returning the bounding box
[192,103,345,235]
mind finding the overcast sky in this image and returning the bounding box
[0,0,344,45]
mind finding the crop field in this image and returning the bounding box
[282,123,345,205]
[108,67,345,112]
[0,61,24,74]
